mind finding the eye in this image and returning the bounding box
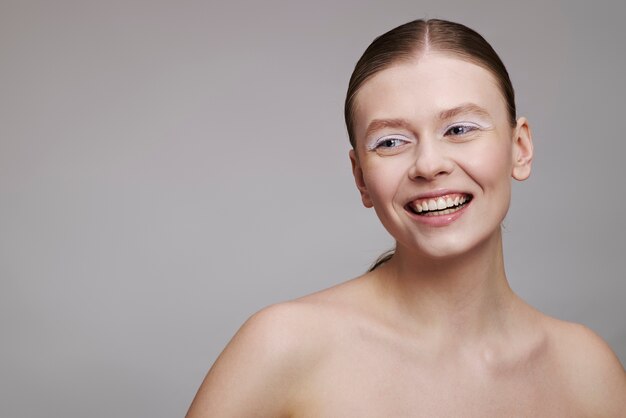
[366,135,411,155]
[371,136,410,150]
[376,138,405,148]
[444,124,478,136]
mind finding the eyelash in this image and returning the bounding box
[369,123,480,150]
[371,136,409,150]
[444,123,479,136]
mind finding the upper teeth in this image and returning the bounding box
[412,194,469,213]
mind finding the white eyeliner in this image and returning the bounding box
[366,135,410,151]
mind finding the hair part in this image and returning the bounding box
[344,18,517,149]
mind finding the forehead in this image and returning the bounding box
[353,53,508,139]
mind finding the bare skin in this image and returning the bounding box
[187,54,626,417]
[186,232,626,417]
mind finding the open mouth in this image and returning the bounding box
[405,193,473,217]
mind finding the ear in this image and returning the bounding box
[511,117,533,181]
[349,149,373,208]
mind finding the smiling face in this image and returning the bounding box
[350,53,533,259]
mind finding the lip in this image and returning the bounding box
[404,189,473,227]
[408,188,471,201]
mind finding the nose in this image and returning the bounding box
[407,139,454,181]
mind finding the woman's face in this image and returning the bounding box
[349,53,533,259]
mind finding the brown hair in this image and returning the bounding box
[345,18,516,149]
[345,19,517,271]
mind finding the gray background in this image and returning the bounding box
[1,0,624,417]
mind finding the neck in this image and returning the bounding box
[371,229,520,344]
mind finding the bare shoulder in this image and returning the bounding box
[186,289,353,418]
[546,317,626,415]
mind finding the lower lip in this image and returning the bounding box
[405,200,471,227]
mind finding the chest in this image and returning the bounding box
[290,338,581,417]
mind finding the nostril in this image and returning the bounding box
[408,147,454,180]
[408,165,453,181]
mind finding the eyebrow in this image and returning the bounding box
[364,103,493,138]
[364,118,414,139]
[438,102,492,121]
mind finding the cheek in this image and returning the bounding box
[361,163,411,228]
[362,162,407,203]
[463,141,513,186]
[462,143,514,219]
[361,163,409,237]
[363,171,394,208]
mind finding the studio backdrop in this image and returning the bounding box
[1,1,624,417]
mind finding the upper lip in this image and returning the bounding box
[406,189,473,203]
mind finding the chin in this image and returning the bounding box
[398,228,502,261]
[416,244,473,260]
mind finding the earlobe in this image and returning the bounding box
[511,117,534,181]
[349,149,373,208]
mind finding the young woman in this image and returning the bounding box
[187,19,626,417]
